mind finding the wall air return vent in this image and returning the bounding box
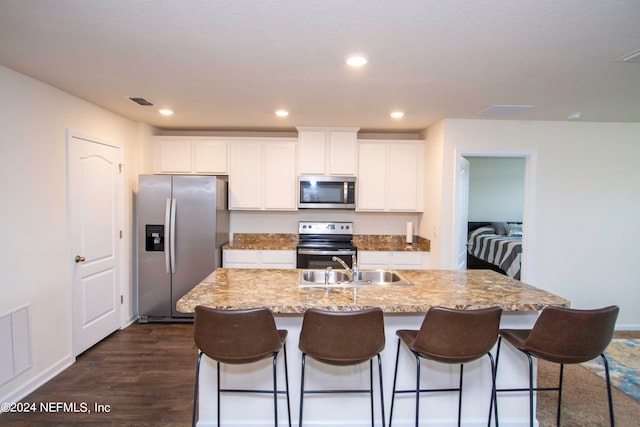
[478,105,534,117]
[128,97,154,106]
[615,49,640,63]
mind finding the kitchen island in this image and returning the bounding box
[178,268,569,426]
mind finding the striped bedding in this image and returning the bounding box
[468,226,522,279]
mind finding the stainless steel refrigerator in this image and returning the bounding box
[137,175,228,322]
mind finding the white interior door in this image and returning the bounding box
[455,156,470,269]
[67,130,122,356]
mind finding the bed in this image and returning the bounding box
[467,222,522,280]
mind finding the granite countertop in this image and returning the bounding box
[223,233,298,250]
[177,268,569,314]
[223,233,430,252]
[354,235,430,252]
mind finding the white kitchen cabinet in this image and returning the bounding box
[357,140,424,212]
[193,141,227,174]
[358,251,430,269]
[297,127,359,176]
[153,137,227,174]
[223,249,296,269]
[228,139,297,210]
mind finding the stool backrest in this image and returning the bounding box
[524,305,619,364]
[299,308,385,366]
[194,306,282,364]
[413,306,502,363]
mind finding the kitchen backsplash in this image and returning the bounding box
[230,211,421,236]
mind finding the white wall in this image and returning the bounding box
[467,156,525,221]
[419,121,445,268]
[0,66,150,402]
[432,119,640,328]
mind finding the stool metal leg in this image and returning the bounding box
[389,339,402,426]
[299,353,306,427]
[487,351,497,427]
[282,344,292,427]
[557,363,564,426]
[490,337,503,426]
[414,352,421,427]
[601,354,615,426]
[217,360,221,426]
[526,353,534,427]
[377,354,386,427]
[192,352,203,427]
[370,359,374,427]
[457,364,464,427]
[272,353,278,427]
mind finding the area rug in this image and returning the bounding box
[581,339,640,402]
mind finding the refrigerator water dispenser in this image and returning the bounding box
[145,225,164,251]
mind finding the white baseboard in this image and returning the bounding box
[615,324,640,331]
[0,355,74,411]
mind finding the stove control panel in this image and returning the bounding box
[298,221,353,235]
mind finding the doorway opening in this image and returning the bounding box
[454,150,537,282]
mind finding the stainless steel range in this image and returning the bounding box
[296,221,357,269]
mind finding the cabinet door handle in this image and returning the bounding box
[75,255,86,263]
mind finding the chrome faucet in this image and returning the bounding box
[324,266,332,285]
[332,255,359,283]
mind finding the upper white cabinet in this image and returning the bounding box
[297,127,359,176]
[228,139,297,210]
[153,137,227,174]
[357,140,424,212]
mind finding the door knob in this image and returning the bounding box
[75,255,86,263]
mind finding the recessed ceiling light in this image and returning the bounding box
[275,110,289,117]
[390,111,404,119]
[346,55,368,67]
[159,109,173,116]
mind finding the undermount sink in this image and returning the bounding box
[298,269,413,288]
[300,270,351,284]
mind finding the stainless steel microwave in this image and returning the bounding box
[298,176,356,209]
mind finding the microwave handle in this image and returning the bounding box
[344,182,348,203]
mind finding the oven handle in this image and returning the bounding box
[297,249,357,256]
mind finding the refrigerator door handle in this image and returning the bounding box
[164,199,172,273]
[170,198,177,273]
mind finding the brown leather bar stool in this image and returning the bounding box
[192,305,291,427]
[298,307,386,427]
[389,306,502,427]
[492,305,619,427]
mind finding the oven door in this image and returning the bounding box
[296,248,356,269]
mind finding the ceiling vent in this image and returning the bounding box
[614,49,640,63]
[128,97,154,106]
[478,105,534,117]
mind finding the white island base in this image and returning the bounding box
[194,311,541,426]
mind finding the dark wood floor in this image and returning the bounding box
[0,323,197,426]
[1,325,638,426]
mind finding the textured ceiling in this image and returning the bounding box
[1,0,639,132]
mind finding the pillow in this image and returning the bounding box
[506,223,523,237]
[491,222,509,235]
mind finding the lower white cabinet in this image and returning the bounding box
[358,251,430,269]
[223,250,296,269]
